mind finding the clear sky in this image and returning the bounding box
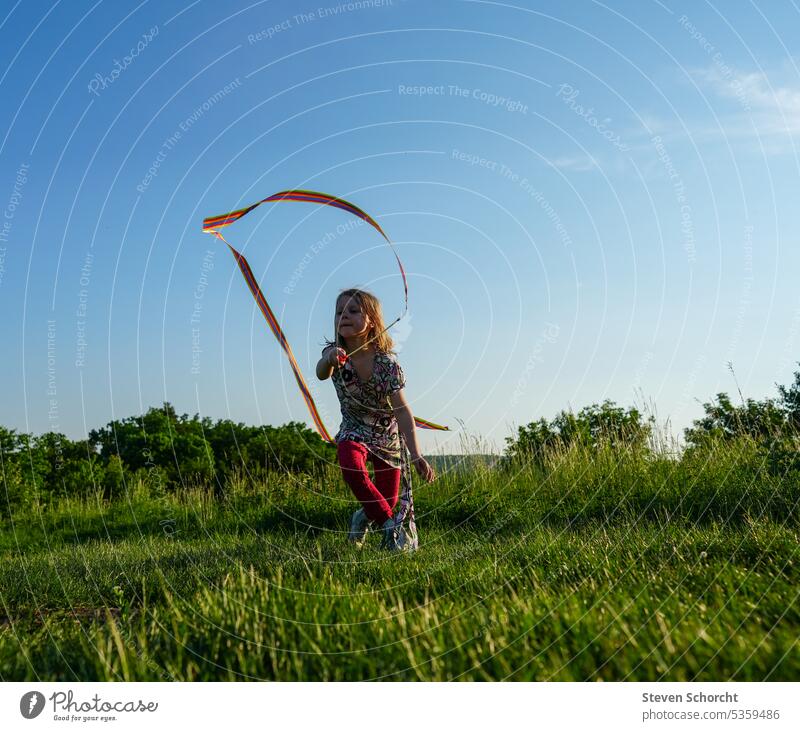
[2,0,799,454]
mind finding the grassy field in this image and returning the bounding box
[1,437,798,681]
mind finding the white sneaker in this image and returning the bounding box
[381,516,402,552]
[348,508,371,547]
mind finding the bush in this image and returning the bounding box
[503,400,652,469]
[685,365,800,445]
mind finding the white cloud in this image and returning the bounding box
[638,65,800,157]
[549,154,598,172]
[693,63,800,145]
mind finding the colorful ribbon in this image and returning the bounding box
[202,189,448,443]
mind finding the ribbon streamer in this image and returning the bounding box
[202,189,449,443]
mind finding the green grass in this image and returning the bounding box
[1,437,798,680]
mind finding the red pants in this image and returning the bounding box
[337,440,400,525]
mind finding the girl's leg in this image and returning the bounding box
[337,441,393,525]
[370,452,401,513]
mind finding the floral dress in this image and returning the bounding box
[327,348,418,550]
[330,349,406,468]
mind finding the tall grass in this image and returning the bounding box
[0,434,798,680]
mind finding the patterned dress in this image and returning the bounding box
[330,349,406,467]
[327,348,418,550]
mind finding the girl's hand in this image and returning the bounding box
[411,454,435,482]
[324,346,347,367]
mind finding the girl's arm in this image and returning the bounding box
[390,389,436,482]
[316,346,344,380]
[316,353,334,380]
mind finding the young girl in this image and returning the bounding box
[316,288,435,551]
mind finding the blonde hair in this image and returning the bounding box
[328,288,395,354]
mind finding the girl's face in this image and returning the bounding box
[336,295,371,339]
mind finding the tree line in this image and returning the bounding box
[2,367,799,512]
[0,403,334,510]
[502,366,800,473]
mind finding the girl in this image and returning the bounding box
[316,288,435,551]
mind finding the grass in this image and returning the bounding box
[1,435,798,680]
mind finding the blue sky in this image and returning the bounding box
[2,0,800,454]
